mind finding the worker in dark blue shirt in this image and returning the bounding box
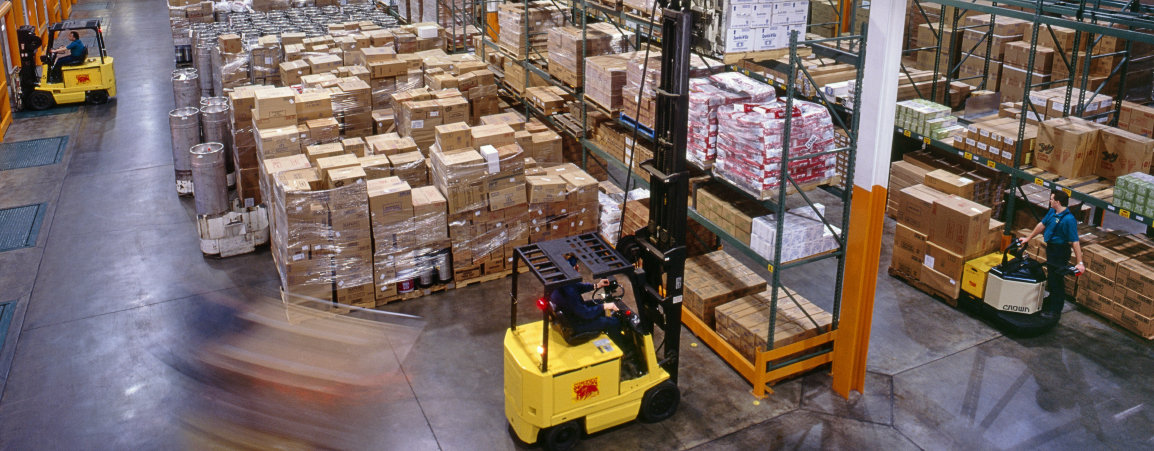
[48,31,86,83]
[1019,190,1085,319]
[550,255,628,350]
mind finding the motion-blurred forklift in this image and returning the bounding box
[502,3,696,450]
[16,19,116,111]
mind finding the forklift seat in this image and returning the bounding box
[548,299,602,346]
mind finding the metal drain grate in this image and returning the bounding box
[14,106,79,119]
[0,136,67,171]
[0,300,13,353]
[0,203,47,252]
[72,2,109,10]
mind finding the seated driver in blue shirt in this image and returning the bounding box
[49,31,86,82]
[550,256,629,350]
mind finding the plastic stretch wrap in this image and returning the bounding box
[169,4,192,42]
[547,24,634,86]
[329,78,374,139]
[432,143,528,278]
[213,46,252,94]
[497,2,568,58]
[271,173,373,302]
[622,53,723,128]
[429,142,525,215]
[749,204,840,262]
[687,72,777,167]
[250,39,283,85]
[368,177,452,297]
[713,100,838,200]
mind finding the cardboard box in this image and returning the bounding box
[367,177,413,225]
[218,34,243,53]
[898,184,947,235]
[359,155,392,179]
[489,184,528,211]
[1035,118,1101,179]
[1095,127,1154,181]
[325,165,366,189]
[280,60,311,86]
[305,142,346,164]
[308,54,343,73]
[372,137,419,156]
[526,176,567,203]
[1004,42,1053,74]
[435,123,473,151]
[929,195,992,257]
[256,125,302,157]
[254,87,297,120]
[925,242,973,281]
[920,264,961,299]
[894,223,928,261]
[264,154,312,175]
[316,153,361,178]
[924,169,975,200]
[471,124,517,149]
[295,92,333,120]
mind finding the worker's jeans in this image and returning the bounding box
[51,56,82,82]
[1044,241,1072,314]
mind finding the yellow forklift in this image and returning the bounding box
[504,4,695,449]
[17,19,116,110]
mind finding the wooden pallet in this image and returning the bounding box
[455,269,514,289]
[722,47,814,65]
[585,94,621,117]
[554,113,585,137]
[375,283,454,306]
[595,0,623,11]
[887,266,958,307]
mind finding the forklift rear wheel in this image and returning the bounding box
[540,420,581,451]
[639,381,680,423]
[28,91,54,111]
[86,90,109,105]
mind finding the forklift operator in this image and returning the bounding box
[49,31,86,82]
[1019,190,1085,318]
[551,256,630,351]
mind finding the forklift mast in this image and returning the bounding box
[16,25,41,98]
[619,0,693,384]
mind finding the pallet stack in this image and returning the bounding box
[546,23,634,88]
[1075,233,1154,338]
[715,287,833,363]
[683,251,768,328]
[525,163,600,244]
[497,2,568,59]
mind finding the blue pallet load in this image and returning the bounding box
[619,114,655,141]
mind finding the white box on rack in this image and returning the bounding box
[750,4,774,27]
[726,4,755,29]
[726,28,755,53]
[756,26,784,51]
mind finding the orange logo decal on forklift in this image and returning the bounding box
[76,74,91,84]
[573,377,599,402]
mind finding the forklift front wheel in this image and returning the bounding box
[540,420,581,451]
[28,90,54,111]
[639,381,680,423]
[86,90,109,105]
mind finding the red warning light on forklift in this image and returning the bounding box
[75,74,91,84]
[573,377,599,402]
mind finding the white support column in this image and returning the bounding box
[831,0,907,397]
[855,0,905,191]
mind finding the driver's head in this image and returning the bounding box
[566,254,579,271]
[69,31,79,41]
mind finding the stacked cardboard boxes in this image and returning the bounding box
[891,181,1003,301]
[694,182,772,246]
[621,53,723,130]
[1115,173,1154,217]
[1076,234,1154,338]
[526,163,600,244]
[585,52,638,112]
[687,72,777,167]
[690,0,809,57]
[714,287,833,363]
[497,2,568,59]
[214,33,252,95]
[367,177,451,301]
[682,250,767,328]
[547,23,634,88]
[749,205,840,263]
[886,161,932,219]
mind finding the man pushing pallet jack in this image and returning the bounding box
[960,190,1084,336]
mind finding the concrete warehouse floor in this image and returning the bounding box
[1,0,1154,449]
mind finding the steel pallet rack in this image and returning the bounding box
[481,0,869,395]
[894,0,1154,235]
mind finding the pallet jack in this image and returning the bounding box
[958,239,1081,336]
[502,2,695,449]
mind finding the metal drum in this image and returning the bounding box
[169,107,201,196]
[434,249,453,284]
[396,267,417,293]
[417,255,435,289]
[200,103,235,188]
[172,69,200,110]
[199,96,228,109]
[190,143,230,216]
[195,44,215,98]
